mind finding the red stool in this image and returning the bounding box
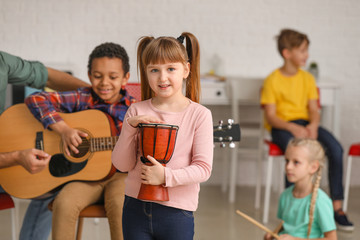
[343,143,360,212]
[263,140,284,224]
[0,193,16,240]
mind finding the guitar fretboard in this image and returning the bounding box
[90,136,119,152]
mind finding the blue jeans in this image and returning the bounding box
[271,120,344,200]
[122,196,194,240]
[19,195,54,240]
[1,185,54,240]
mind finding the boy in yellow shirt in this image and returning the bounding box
[260,29,353,231]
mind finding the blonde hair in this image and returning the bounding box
[287,138,325,238]
[136,32,201,102]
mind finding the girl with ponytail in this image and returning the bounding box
[112,32,213,240]
[264,138,337,240]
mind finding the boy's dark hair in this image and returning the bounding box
[87,42,130,75]
[277,29,310,57]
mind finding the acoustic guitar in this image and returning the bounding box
[0,104,241,199]
[0,104,117,199]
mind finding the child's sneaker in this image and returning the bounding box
[334,209,354,231]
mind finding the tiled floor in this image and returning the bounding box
[1,185,359,240]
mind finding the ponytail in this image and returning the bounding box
[137,36,154,101]
[307,166,323,238]
[181,32,201,103]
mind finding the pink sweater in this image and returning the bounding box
[112,99,213,211]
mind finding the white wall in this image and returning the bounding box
[2,0,360,185]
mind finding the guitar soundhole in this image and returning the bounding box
[70,137,90,158]
[49,154,87,177]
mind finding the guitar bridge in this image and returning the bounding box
[36,132,44,150]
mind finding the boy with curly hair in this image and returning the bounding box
[26,42,136,239]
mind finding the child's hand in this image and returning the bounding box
[127,115,164,128]
[279,234,295,240]
[306,123,318,139]
[50,121,88,156]
[60,127,88,156]
[264,232,273,240]
[140,155,165,185]
[289,123,309,138]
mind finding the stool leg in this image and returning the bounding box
[255,143,263,209]
[229,146,238,203]
[76,218,84,240]
[221,147,229,193]
[11,208,16,240]
[343,156,353,212]
[94,218,100,240]
[278,157,285,193]
[13,198,20,239]
[263,155,273,224]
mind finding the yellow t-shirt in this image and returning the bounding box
[260,68,318,129]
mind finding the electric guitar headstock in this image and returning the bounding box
[213,119,241,148]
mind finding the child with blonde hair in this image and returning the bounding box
[112,32,213,240]
[261,29,353,230]
[264,138,337,240]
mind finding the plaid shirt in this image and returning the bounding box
[25,87,136,136]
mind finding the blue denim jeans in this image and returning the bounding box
[271,120,344,200]
[122,196,194,240]
[19,195,54,240]
[1,185,53,240]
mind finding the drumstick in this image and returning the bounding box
[235,210,280,240]
[273,220,284,234]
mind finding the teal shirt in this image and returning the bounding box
[277,185,336,238]
[0,51,48,114]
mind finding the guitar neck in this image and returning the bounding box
[90,136,119,152]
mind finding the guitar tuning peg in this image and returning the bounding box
[218,120,223,130]
[227,119,234,129]
[220,142,226,148]
[229,142,236,148]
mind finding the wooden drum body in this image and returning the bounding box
[138,123,179,201]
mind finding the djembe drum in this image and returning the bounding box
[138,123,179,201]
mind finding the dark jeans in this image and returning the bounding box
[271,120,344,200]
[122,196,194,240]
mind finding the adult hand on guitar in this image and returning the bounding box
[50,121,88,156]
[16,149,51,174]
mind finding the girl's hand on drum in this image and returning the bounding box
[141,155,165,185]
[128,115,164,128]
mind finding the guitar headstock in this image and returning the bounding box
[213,119,241,148]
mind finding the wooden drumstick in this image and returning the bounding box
[273,220,284,235]
[236,210,280,240]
